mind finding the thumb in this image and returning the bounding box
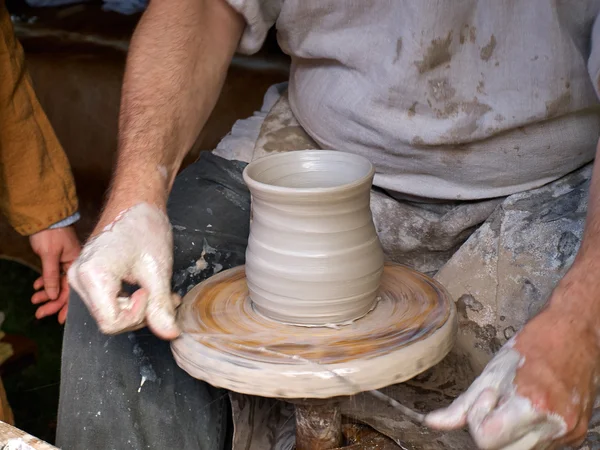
[425,399,470,430]
[136,265,180,341]
[424,384,489,430]
[146,292,181,340]
[39,250,61,300]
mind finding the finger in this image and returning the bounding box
[34,284,68,312]
[31,290,50,305]
[36,300,65,320]
[55,276,70,306]
[172,293,182,309]
[104,288,149,334]
[146,293,181,341]
[555,413,589,448]
[33,276,44,291]
[39,251,62,300]
[427,345,524,431]
[72,264,122,333]
[472,396,563,450]
[58,304,68,325]
[62,260,75,272]
[135,267,180,340]
[467,388,500,432]
[497,428,552,450]
[425,383,491,430]
[425,396,474,429]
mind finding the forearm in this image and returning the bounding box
[100,0,244,228]
[550,139,600,318]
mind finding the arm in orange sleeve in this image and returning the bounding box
[0,0,78,236]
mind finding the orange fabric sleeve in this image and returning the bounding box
[0,0,78,236]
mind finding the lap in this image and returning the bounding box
[56,142,593,450]
[436,163,592,374]
[56,152,250,450]
[333,165,594,450]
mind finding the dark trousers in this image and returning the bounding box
[56,153,250,450]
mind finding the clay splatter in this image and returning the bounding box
[480,35,497,61]
[545,90,571,117]
[412,136,426,146]
[459,25,477,45]
[439,98,492,139]
[393,37,403,63]
[428,78,456,102]
[187,239,217,275]
[415,31,453,73]
[128,334,159,394]
[408,101,418,117]
[477,80,485,94]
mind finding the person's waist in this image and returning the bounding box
[366,110,600,201]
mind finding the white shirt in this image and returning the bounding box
[226,0,600,200]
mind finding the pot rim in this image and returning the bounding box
[242,150,375,195]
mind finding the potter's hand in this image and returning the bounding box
[68,203,181,339]
[425,299,600,449]
[29,226,81,324]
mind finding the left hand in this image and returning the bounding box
[425,280,600,449]
[29,226,81,324]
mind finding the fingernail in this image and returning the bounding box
[48,288,58,300]
[158,315,181,340]
[163,316,181,338]
[146,297,181,340]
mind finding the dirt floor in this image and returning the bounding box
[0,259,63,445]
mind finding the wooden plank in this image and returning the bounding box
[0,421,58,449]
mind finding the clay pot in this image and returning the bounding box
[243,150,385,325]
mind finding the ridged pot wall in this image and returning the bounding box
[243,150,384,325]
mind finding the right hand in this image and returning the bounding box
[29,225,81,324]
[68,203,181,339]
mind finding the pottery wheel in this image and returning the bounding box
[171,262,457,399]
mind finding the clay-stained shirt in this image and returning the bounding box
[225,0,600,200]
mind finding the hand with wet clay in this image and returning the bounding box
[425,294,600,449]
[68,203,181,339]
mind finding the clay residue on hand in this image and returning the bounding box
[415,31,453,73]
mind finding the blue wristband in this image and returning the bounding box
[48,212,81,229]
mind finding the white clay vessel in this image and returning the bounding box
[242,150,385,325]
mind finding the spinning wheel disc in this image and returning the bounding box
[171,262,457,399]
